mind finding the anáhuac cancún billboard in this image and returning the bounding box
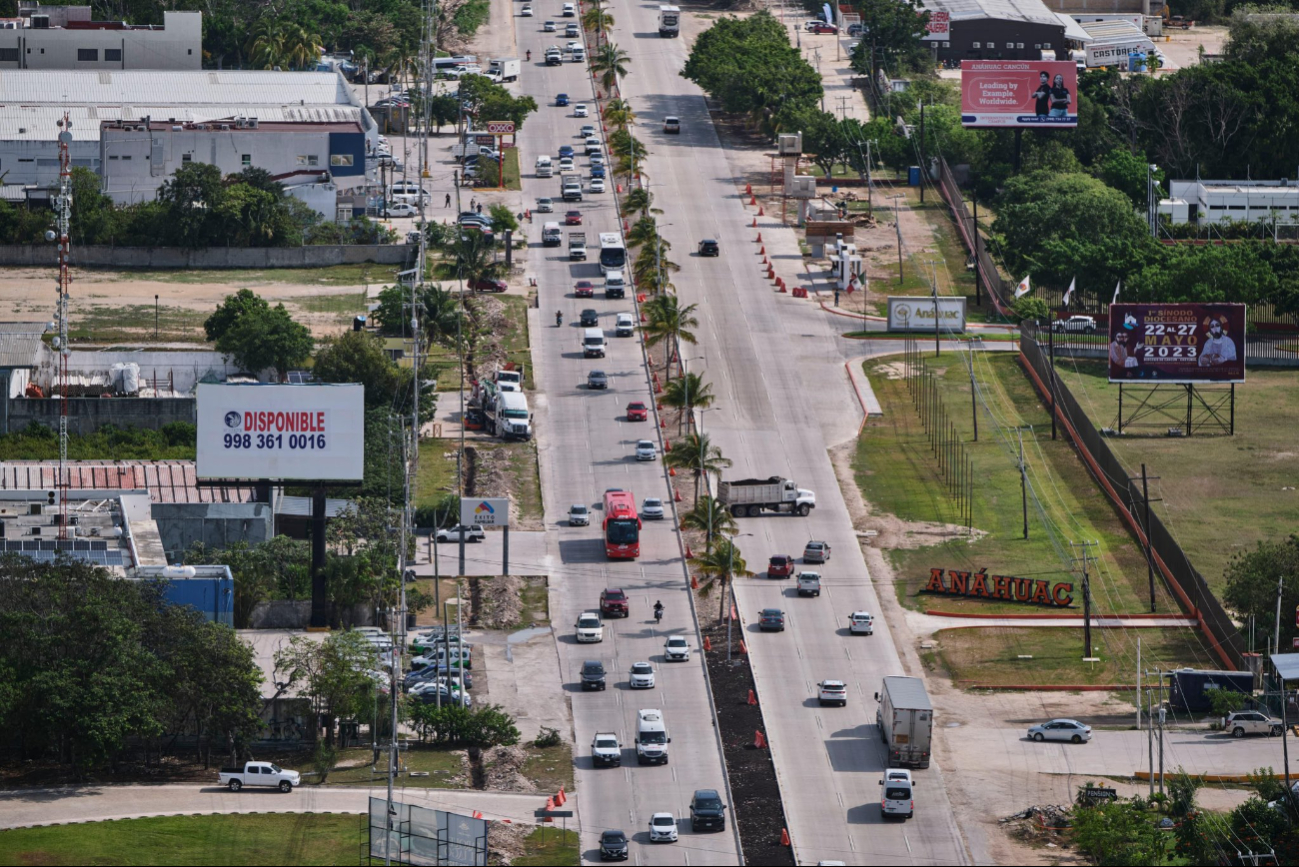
[960,60,1078,128]
[1107,303,1247,384]
[196,383,365,481]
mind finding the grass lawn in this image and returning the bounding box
[68,304,209,344]
[515,826,579,866]
[933,626,1219,688]
[520,742,574,795]
[417,438,462,509]
[856,350,1175,615]
[0,812,366,866]
[291,290,370,317]
[504,441,543,525]
[502,148,522,192]
[323,745,466,788]
[1052,360,1299,595]
[104,263,394,286]
[519,578,550,627]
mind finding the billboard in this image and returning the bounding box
[960,61,1078,128]
[196,383,365,481]
[460,497,510,528]
[368,797,488,866]
[887,296,967,333]
[1107,303,1246,384]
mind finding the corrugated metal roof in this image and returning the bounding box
[0,321,49,333]
[922,0,1064,28]
[1,104,365,141]
[0,332,44,368]
[0,460,258,504]
[1056,12,1094,42]
[1078,19,1148,41]
[0,70,351,105]
[883,675,933,710]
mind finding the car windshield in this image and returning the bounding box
[632,663,651,673]
[579,616,599,627]
[645,498,661,507]
[572,506,587,514]
[607,519,639,544]
[695,797,722,811]
[641,731,666,744]
[652,816,674,826]
[885,786,912,800]
[603,832,626,843]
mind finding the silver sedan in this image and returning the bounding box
[1027,718,1092,744]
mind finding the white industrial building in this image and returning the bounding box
[0,70,378,203]
[0,3,200,71]
[1158,179,1299,226]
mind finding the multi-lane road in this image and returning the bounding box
[502,5,973,865]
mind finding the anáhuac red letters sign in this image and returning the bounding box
[923,568,1073,607]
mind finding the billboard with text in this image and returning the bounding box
[960,61,1078,128]
[1107,303,1246,384]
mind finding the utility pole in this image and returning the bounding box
[1071,540,1097,659]
[1146,685,1155,797]
[865,139,875,216]
[1017,428,1028,539]
[1277,574,1285,658]
[1141,465,1161,613]
[971,196,981,307]
[967,347,978,442]
[891,194,905,283]
[919,102,925,205]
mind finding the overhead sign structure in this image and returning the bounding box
[460,497,510,528]
[1107,303,1246,384]
[196,383,364,481]
[887,297,967,333]
[486,120,515,134]
[960,61,1078,128]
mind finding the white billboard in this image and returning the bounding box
[460,497,510,527]
[196,383,365,481]
[887,297,967,333]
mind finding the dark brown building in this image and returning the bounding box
[921,0,1070,63]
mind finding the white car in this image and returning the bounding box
[590,153,605,168]
[435,524,486,543]
[848,611,875,635]
[664,636,690,661]
[649,812,678,843]
[635,439,657,461]
[521,3,533,14]
[580,124,596,138]
[543,20,556,31]
[1051,314,1097,334]
[566,41,583,52]
[535,197,554,213]
[630,661,656,689]
[575,611,604,643]
[559,157,575,172]
[1026,718,1092,743]
[562,2,576,15]
[573,103,588,117]
[818,679,848,707]
[589,177,605,193]
[642,497,664,520]
[383,202,418,218]
[568,504,590,526]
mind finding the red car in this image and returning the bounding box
[626,401,648,421]
[767,555,795,579]
[574,280,595,298]
[810,21,837,34]
[565,210,583,225]
[470,276,507,293]
[600,588,630,618]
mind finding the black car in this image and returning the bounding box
[698,238,720,257]
[690,789,727,832]
[599,829,629,860]
[580,308,599,327]
[587,370,608,389]
[581,659,607,691]
[759,608,786,631]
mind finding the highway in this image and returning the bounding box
[507,11,742,866]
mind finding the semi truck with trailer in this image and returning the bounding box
[875,676,933,769]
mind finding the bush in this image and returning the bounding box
[407,702,520,748]
[533,726,562,748]
[1207,688,1248,719]
[415,492,461,530]
[1012,296,1050,325]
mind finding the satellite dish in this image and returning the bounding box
[58,131,72,145]
[45,230,56,242]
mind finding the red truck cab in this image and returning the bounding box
[600,587,630,618]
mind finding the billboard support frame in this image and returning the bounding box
[1114,382,1236,437]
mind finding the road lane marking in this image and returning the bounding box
[905,832,912,854]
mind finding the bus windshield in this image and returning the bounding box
[606,519,639,545]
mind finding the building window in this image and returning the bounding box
[1035,43,1041,49]
[188,49,193,55]
[242,154,252,166]
[330,154,354,167]
[1006,42,1014,49]
[105,48,122,61]
[1043,42,1051,49]
[77,48,98,61]
[0,47,19,62]
[182,153,192,163]
[942,41,950,47]
[972,41,980,48]
[121,155,131,160]
[308,155,319,166]
[109,155,119,160]
[1017,42,1024,49]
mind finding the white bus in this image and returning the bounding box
[598,232,626,275]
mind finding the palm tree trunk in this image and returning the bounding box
[717,573,728,623]
[694,469,701,504]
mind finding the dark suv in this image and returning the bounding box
[580,308,599,326]
[600,588,629,617]
[698,238,720,257]
[581,660,607,691]
[690,789,727,832]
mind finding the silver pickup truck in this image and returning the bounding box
[218,761,301,792]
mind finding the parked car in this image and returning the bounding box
[383,202,418,218]
[1052,315,1097,334]
[580,308,599,326]
[698,238,720,257]
[568,504,590,526]
[635,439,657,461]
[664,636,690,661]
[649,812,679,843]
[1027,718,1093,743]
[804,540,832,563]
[599,829,629,861]
[759,608,786,631]
[565,209,583,225]
[1224,710,1283,738]
[810,21,838,33]
[573,103,589,117]
[847,22,865,35]
[767,554,795,579]
[642,497,664,520]
[600,587,630,617]
[818,679,848,707]
[587,369,609,389]
[629,661,656,689]
[626,401,648,421]
[581,659,607,690]
[435,524,485,543]
[469,276,507,293]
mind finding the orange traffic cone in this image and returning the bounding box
[691,574,699,588]
[660,419,666,428]
[754,730,767,748]
[617,184,623,193]
[749,195,757,206]
[745,183,752,195]
[747,689,758,706]
[668,467,676,476]
[674,489,682,502]
[759,206,765,217]
[663,439,670,450]
[703,636,712,651]
[556,787,567,806]
[780,828,791,846]
[739,640,748,654]
[760,245,765,255]
[756,232,762,243]
[473,811,483,819]
[654,381,662,393]
[623,219,629,232]
[752,217,757,228]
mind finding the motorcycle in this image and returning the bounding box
[555,311,563,327]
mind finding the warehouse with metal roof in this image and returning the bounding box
[920,0,1070,63]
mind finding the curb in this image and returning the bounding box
[963,683,1137,691]
[844,361,869,435]
[925,610,1191,620]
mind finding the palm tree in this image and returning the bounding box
[591,43,631,93]
[602,98,636,130]
[620,188,658,221]
[248,20,323,70]
[418,284,464,348]
[609,129,647,181]
[681,495,736,553]
[642,294,697,380]
[665,432,731,503]
[625,215,660,249]
[582,1,614,42]
[689,538,751,623]
[633,240,677,295]
[661,372,714,435]
[437,229,504,289]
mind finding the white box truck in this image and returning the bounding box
[718,476,816,517]
[488,57,521,82]
[658,5,680,37]
[569,232,588,260]
[875,676,933,769]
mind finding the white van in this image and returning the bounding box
[615,313,634,337]
[571,46,585,63]
[604,270,626,298]
[535,155,553,178]
[582,327,606,358]
[880,768,914,819]
[542,221,563,247]
[635,708,670,765]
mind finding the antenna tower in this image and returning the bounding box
[54,114,73,538]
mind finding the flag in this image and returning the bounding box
[1062,277,1075,306]
[1014,275,1032,299]
[845,274,857,295]
[1112,280,1121,304]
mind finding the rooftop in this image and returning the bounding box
[100,118,363,135]
[0,461,258,504]
[920,0,1065,28]
[0,490,162,572]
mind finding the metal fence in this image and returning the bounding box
[933,157,1013,316]
[1019,330,1245,670]
[1023,318,1299,369]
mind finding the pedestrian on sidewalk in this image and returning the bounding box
[445,193,452,208]
[476,202,483,215]
[470,197,477,211]
[834,287,841,307]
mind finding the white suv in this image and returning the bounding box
[848,611,874,635]
[575,611,604,643]
[1051,315,1097,334]
[1225,710,1282,738]
[818,680,848,707]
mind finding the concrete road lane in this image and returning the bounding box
[604,10,975,867]
[505,20,741,866]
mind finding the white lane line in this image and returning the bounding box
[905,832,912,854]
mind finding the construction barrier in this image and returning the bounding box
[754,730,767,748]
[792,287,808,298]
[747,689,758,706]
[780,828,791,846]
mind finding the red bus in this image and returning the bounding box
[603,490,642,559]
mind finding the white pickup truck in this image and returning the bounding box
[218,761,301,792]
[592,732,622,767]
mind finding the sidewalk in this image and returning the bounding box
[907,609,1199,636]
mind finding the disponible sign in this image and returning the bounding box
[1107,303,1246,384]
[924,567,1074,607]
[460,497,510,528]
[196,383,364,481]
[887,297,966,333]
[960,61,1078,128]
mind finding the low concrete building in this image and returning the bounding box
[0,4,201,71]
[1159,179,1299,226]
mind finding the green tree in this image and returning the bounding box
[661,372,714,435]
[313,330,405,409]
[681,495,737,553]
[427,93,461,134]
[621,188,658,221]
[489,203,520,234]
[274,631,380,748]
[582,0,614,43]
[591,43,630,93]
[204,289,270,343]
[247,19,324,70]
[1070,796,1169,866]
[688,537,751,622]
[641,294,698,380]
[849,0,931,77]
[185,536,311,626]
[1093,148,1162,210]
[457,74,539,131]
[602,97,636,130]
[215,302,314,380]
[438,227,505,287]
[68,166,118,245]
[665,432,732,503]
[1222,535,1299,653]
[158,162,224,248]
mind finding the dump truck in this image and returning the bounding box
[875,676,933,769]
[717,476,816,517]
